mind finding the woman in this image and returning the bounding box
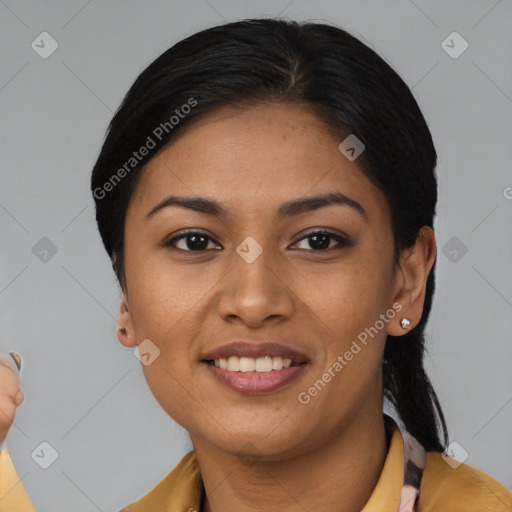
[1,18,510,512]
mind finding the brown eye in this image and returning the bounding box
[164,231,221,252]
[293,230,352,251]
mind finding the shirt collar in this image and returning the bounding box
[362,415,426,512]
[121,415,426,512]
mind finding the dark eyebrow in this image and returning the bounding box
[277,192,367,220]
[145,192,367,221]
[146,196,228,220]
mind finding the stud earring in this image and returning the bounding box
[400,318,411,330]
[118,327,127,335]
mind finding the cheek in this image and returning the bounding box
[126,249,212,337]
[302,255,391,340]
[124,249,212,414]
[297,265,388,417]
[142,362,204,433]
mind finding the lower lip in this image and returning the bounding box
[202,362,308,395]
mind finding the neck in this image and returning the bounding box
[193,410,388,512]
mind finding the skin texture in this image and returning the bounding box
[0,353,24,446]
[116,103,436,512]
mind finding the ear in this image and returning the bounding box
[388,226,437,336]
[117,292,137,348]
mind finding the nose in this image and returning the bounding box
[216,244,295,328]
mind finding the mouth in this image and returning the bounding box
[200,341,310,394]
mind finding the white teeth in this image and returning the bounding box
[213,355,297,372]
[239,357,255,372]
[255,356,272,372]
[227,356,240,371]
[272,356,283,369]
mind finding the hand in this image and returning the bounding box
[0,352,24,446]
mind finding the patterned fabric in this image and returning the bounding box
[397,422,426,511]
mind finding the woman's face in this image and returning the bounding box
[120,103,406,458]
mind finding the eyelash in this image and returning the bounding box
[163,229,352,253]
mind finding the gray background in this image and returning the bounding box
[1,0,511,510]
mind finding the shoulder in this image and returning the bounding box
[119,451,201,512]
[419,451,512,512]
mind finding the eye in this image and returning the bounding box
[293,230,352,251]
[163,230,221,252]
[163,229,352,253]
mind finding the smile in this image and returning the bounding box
[205,355,301,372]
[202,357,309,394]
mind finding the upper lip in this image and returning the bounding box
[201,340,309,364]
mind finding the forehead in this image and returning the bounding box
[128,103,390,222]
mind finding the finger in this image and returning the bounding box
[14,388,24,405]
[0,352,21,375]
[8,352,21,372]
[0,353,22,396]
[0,353,23,408]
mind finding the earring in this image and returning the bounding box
[400,318,411,330]
[118,327,127,335]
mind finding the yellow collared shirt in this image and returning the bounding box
[118,422,512,512]
[1,422,511,511]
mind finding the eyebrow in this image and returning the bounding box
[145,192,367,221]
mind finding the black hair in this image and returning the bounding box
[91,18,448,452]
